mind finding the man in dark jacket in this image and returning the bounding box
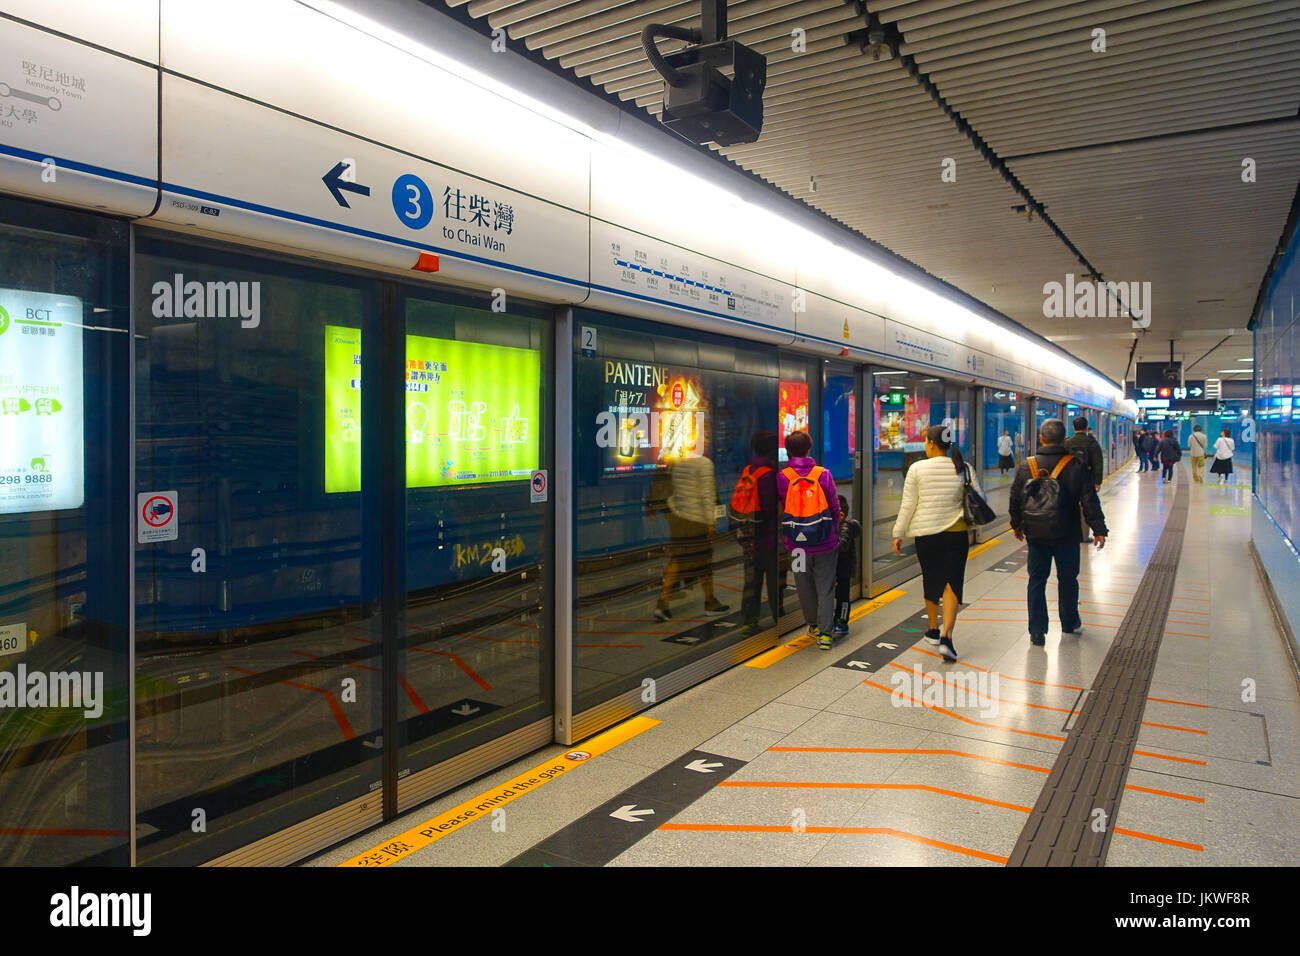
[1064,416,1104,487]
[1157,428,1181,483]
[1139,429,1160,476]
[1010,419,1109,647]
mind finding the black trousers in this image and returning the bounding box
[834,573,851,626]
[741,546,780,627]
[1027,537,1081,635]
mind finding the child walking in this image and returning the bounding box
[831,495,862,645]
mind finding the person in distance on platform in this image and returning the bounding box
[1210,427,1236,485]
[777,430,841,650]
[1188,424,1209,483]
[735,430,780,634]
[1010,418,1108,647]
[1140,429,1160,475]
[1157,428,1181,483]
[648,454,729,622]
[1065,416,1104,488]
[891,424,979,663]
[997,428,1016,475]
[831,494,862,639]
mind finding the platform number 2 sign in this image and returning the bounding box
[581,326,597,356]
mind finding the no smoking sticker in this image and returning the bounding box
[137,491,178,543]
[530,469,548,503]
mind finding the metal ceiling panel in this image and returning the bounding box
[431,0,1300,382]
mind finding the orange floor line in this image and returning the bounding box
[948,617,1120,628]
[292,649,430,714]
[1164,631,1209,639]
[719,780,1033,812]
[1133,749,1207,766]
[862,678,1067,742]
[577,616,711,624]
[883,661,1071,713]
[770,745,1051,773]
[907,647,1085,691]
[1114,827,1204,851]
[762,746,1200,802]
[1124,784,1205,803]
[575,643,644,649]
[904,627,1204,711]
[353,635,494,693]
[1147,696,1209,709]
[1140,720,1207,735]
[229,665,356,740]
[976,598,1209,616]
[406,647,493,692]
[657,822,1008,864]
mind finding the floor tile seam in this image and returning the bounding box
[1125,769,1300,802]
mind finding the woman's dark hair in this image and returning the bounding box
[785,429,812,458]
[926,423,966,476]
[1164,429,1174,438]
[752,429,778,461]
[1222,428,1231,437]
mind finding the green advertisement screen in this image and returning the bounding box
[325,326,540,492]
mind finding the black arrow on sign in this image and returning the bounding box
[323,162,371,208]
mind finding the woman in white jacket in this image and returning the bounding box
[891,424,982,661]
[1210,428,1236,484]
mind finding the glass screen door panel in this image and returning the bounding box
[398,292,554,776]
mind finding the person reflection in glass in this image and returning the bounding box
[648,451,730,622]
[736,430,780,634]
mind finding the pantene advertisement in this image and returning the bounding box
[325,327,540,491]
[597,361,708,474]
[0,289,84,513]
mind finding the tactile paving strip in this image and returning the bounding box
[1008,480,1190,866]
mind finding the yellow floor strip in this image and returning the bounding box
[850,588,907,622]
[744,589,907,669]
[966,535,1009,560]
[338,715,660,867]
[744,634,817,668]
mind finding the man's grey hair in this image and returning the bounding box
[1039,418,1066,446]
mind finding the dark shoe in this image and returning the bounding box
[1062,624,1083,635]
[654,605,672,622]
[704,599,730,614]
[938,637,957,661]
[1029,632,1046,646]
[925,628,942,646]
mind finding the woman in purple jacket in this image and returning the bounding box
[777,430,841,649]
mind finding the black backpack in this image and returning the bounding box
[1022,455,1075,540]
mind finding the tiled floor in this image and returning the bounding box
[312,463,1300,867]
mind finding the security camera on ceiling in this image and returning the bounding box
[642,0,767,146]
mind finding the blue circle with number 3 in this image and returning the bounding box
[392,174,434,230]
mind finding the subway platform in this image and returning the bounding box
[313,462,1300,868]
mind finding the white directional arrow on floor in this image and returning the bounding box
[610,805,655,822]
[877,642,898,649]
[452,703,480,716]
[846,661,870,669]
[678,636,700,644]
[685,759,725,773]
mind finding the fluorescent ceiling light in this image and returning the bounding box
[873,371,907,376]
[1217,369,1252,374]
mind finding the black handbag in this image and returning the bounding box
[962,463,997,526]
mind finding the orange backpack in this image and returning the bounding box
[781,465,833,547]
[729,465,772,542]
